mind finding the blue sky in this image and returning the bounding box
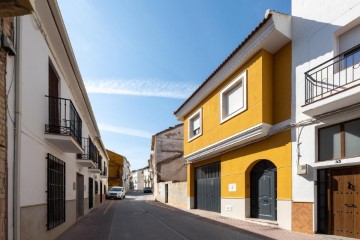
[58,0,291,170]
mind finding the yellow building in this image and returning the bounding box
[107,149,125,188]
[174,11,292,230]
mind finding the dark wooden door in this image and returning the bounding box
[49,65,59,97]
[195,162,221,213]
[251,160,277,221]
[76,173,84,219]
[354,168,360,239]
[165,184,168,203]
[48,64,60,133]
[100,181,103,203]
[89,177,93,209]
[331,167,360,238]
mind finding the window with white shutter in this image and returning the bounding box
[220,71,247,123]
[188,108,202,141]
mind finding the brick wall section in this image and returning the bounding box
[0,17,13,240]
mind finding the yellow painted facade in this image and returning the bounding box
[184,43,292,200]
[106,149,124,187]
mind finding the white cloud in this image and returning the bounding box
[85,79,197,99]
[99,123,152,139]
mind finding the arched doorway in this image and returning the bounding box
[250,160,277,221]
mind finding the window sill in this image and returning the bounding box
[220,107,247,124]
[188,132,202,143]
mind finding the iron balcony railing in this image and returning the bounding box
[45,96,82,145]
[88,149,102,171]
[77,137,96,163]
[102,165,107,176]
[305,45,360,104]
[96,155,102,170]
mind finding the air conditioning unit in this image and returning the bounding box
[297,164,308,175]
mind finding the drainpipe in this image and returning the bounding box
[13,16,22,240]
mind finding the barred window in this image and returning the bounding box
[47,153,66,230]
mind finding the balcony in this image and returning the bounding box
[89,154,101,174]
[304,45,360,116]
[45,96,83,153]
[76,137,96,168]
[101,165,107,178]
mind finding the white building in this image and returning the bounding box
[292,0,360,237]
[6,1,109,239]
[143,167,152,188]
[131,168,147,190]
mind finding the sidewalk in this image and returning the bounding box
[158,202,352,240]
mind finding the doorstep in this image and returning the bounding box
[244,218,279,228]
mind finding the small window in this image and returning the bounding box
[342,46,360,69]
[47,153,66,230]
[318,118,360,161]
[220,71,247,123]
[188,108,202,141]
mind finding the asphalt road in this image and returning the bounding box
[58,191,272,240]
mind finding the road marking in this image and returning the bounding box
[104,200,114,215]
[146,201,175,211]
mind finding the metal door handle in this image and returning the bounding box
[345,203,356,208]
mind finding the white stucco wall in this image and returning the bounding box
[132,170,145,190]
[15,15,108,207]
[292,0,360,202]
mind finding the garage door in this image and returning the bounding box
[195,162,220,213]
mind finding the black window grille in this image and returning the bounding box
[97,154,102,170]
[102,164,107,176]
[95,181,98,194]
[47,153,66,230]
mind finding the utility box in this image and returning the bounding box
[297,164,308,175]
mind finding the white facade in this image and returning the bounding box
[292,0,360,234]
[131,169,145,190]
[143,167,152,188]
[6,1,109,239]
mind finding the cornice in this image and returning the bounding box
[185,123,271,163]
[175,20,275,120]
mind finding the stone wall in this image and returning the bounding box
[157,181,187,209]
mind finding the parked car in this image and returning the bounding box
[106,186,125,200]
[143,187,152,193]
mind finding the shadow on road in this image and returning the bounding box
[136,200,275,240]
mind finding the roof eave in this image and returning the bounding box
[174,12,291,121]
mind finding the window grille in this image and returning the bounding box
[47,153,66,230]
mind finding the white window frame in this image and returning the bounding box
[220,71,247,124]
[188,108,202,142]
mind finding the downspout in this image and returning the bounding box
[13,16,22,240]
